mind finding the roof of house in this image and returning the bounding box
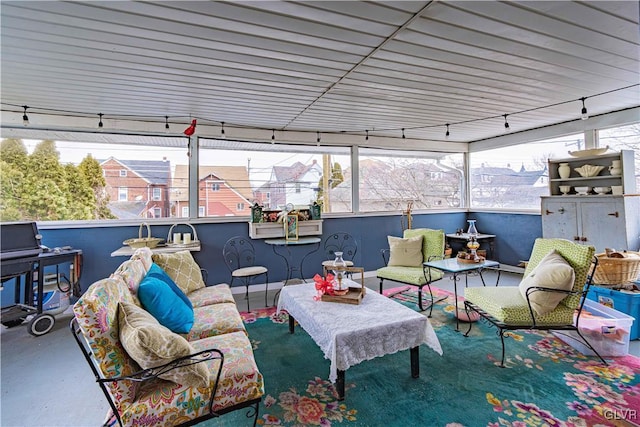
[172,165,253,202]
[100,157,171,185]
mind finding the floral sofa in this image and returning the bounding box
[70,247,264,427]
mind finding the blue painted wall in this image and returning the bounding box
[1,212,543,306]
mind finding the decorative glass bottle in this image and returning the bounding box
[467,219,478,237]
[332,251,347,292]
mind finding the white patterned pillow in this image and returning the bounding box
[118,302,209,387]
[518,250,575,316]
[152,251,205,295]
[387,235,424,267]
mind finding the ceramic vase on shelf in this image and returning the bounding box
[609,160,622,176]
[332,251,347,294]
[558,162,571,179]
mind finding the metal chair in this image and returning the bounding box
[321,232,358,270]
[222,236,269,311]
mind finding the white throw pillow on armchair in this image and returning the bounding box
[387,235,424,267]
[518,249,575,316]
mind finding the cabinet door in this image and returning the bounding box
[541,200,578,241]
[579,199,626,252]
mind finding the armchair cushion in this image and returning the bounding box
[118,302,209,388]
[387,235,423,267]
[465,286,575,325]
[404,228,445,261]
[152,251,205,295]
[518,250,575,316]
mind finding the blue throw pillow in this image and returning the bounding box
[138,269,194,334]
[146,263,193,309]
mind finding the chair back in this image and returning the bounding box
[223,236,258,272]
[525,238,595,309]
[403,228,445,262]
[324,232,357,262]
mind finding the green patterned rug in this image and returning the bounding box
[208,286,640,427]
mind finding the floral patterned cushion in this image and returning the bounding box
[184,303,247,341]
[188,284,235,307]
[465,286,574,325]
[118,331,264,427]
[111,258,147,302]
[72,277,141,412]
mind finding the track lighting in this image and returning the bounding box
[402,128,405,139]
[271,129,275,144]
[445,124,450,139]
[22,105,29,126]
[98,113,103,128]
[365,130,369,141]
[580,97,589,120]
[165,116,170,131]
[503,114,511,132]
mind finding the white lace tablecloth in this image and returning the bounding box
[277,283,443,382]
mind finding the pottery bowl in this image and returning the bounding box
[559,185,571,194]
[593,186,611,195]
[574,164,605,177]
[574,186,590,195]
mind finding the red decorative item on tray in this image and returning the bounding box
[313,273,335,301]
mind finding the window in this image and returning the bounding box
[198,139,351,216]
[469,133,583,210]
[198,206,205,216]
[357,148,463,212]
[181,206,189,217]
[153,207,161,218]
[598,123,640,190]
[211,183,220,191]
[118,187,128,201]
[0,131,188,222]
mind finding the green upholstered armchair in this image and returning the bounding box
[463,238,605,367]
[377,228,445,316]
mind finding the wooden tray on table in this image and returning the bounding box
[321,266,365,305]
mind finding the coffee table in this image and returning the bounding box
[423,258,500,331]
[277,280,442,400]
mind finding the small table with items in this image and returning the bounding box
[277,279,442,400]
[446,233,496,259]
[265,237,321,285]
[423,257,500,332]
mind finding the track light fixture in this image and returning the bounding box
[402,128,405,139]
[271,129,275,144]
[316,131,321,146]
[503,114,511,132]
[365,130,369,141]
[221,121,226,138]
[165,116,170,130]
[445,123,450,139]
[580,97,589,120]
[98,113,103,128]
[22,105,29,126]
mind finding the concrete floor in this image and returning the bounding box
[1,269,638,426]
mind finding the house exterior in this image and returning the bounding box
[470,164,547,208]
[100,157,171,218]
[172,165,253,217]
[255,160,323,209]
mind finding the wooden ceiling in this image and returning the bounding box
[1,1,638,143]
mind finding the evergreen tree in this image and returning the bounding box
[79,154,116,219]
[64,164,94,219]
[0,160,24,221]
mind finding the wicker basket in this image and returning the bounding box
[123,223,163,249]
[592,251,640,285]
